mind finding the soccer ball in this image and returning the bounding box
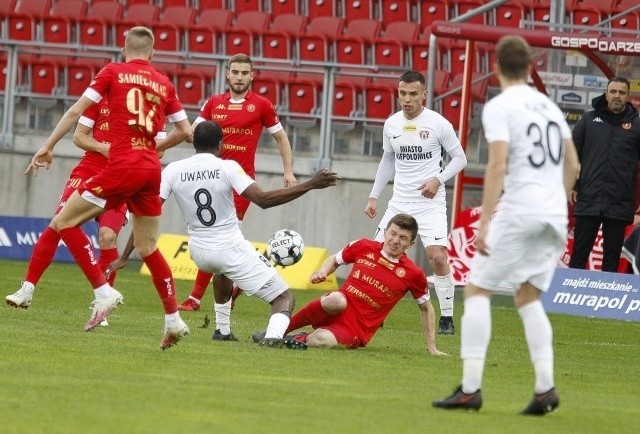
[267,229,304,267]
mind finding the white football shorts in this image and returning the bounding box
[189,239,288,303]
[468,214,567,293]
[375,199,448,247]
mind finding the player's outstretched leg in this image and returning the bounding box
[6,282,35,309]
[432,385,483,411]
[521,388,559,416]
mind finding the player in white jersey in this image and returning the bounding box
[365,70,467,335]
[433,36,579,415]
[157,120,338,346]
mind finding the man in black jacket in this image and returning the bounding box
[569,76,640,272]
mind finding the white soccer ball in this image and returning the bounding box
[267,229,304,267]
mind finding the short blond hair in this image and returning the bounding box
[124,26,154,57]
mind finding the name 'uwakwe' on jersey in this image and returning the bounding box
[160,153,255,250]
[195,91,282,178]
[383,108,461,202]
[482,84,572,217]
[83,59,187,169]
[337,238,430,338]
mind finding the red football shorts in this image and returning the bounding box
[81,166,162,217]
[315,307,367,349]
[57,174,128,230]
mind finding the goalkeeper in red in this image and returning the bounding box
[263,213,446,354]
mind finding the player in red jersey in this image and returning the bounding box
[25,27,192,349]
[158,54,297,321]
[260,214,446,354]
[6,100,128,316]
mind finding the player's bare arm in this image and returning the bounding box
[310,255,340,284]
[73,124,109,157]
[419,300,448,356]
[476,140,508,256]
[25,96,94,176]
[156,119,192,153]
[272,129,297,187]
[241,169,339,209]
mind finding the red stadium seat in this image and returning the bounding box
[611,0,640,33]
[287,73,322,116]
[25,57,61,96]
[7,0,52,41]
[261,14,307,60]
[224,11,270,56]
[432,69,452,96]
[298,16,344,62]
[251,75,282,106]
[65,57,108,97]
[419,0,450,29]
[199,0,226,10]
[522,0,552,29]
[493,1,526,28]
[380,0,412,26]
[307,0,338,18]
[439,40,480,78]
[335,19,381,65]
[175,66,215,108]
[234,0,263,13]
[409,28,433,72]
[188,9,233,54]
[115,4,161,47]
[374,21,420,67]
[567,2,606,27]
[454,0,487,25]
[332,81,358,118]
[79,2,123,46]
[153,6,197,52]
[271,0,299,15]
[343,0,374,22]
[42,0,88,44]
[364,83,396,121]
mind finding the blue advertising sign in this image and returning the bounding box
[0,215,99,262]
[542,267,640,322]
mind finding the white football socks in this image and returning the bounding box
[265,312,291,339]
[433,272,455,317]
[461,295,492,393]
[214,299,233,335]
[519,300,554,394]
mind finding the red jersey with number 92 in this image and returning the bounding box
[83,59,185,169]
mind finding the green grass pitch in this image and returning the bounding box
[0,259,638,433]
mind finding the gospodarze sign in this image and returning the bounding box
[543,268,640,322]
[0,215,99,262]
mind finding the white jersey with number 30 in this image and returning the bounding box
[160,153,254,250]
[482,84,572,217]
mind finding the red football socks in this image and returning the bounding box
[99,248,119,286]
[190,269,213,301]
[59,227,106,288]
[143,249,178,314]
[286,298,330,334]
[25,227,60,285]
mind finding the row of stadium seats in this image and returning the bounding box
[0,47,486,129]
[3,0,639,36]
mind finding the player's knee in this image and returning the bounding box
[98,228,117,249]
[321,292,347,314]
[426,248,448,269]
[271,289,295,313]
[307,330,338,348]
